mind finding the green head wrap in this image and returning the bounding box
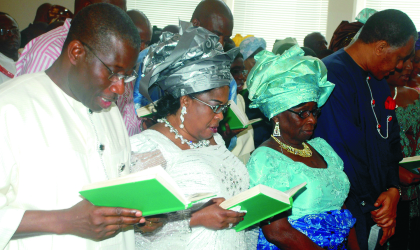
[247,45,335,119]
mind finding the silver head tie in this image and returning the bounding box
[139,21,238,101]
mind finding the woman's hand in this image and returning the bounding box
[399,166,420,186]
[189,198,245,230]
[261,215,323,250]
[61,199,144,240]
[219,123,246,147]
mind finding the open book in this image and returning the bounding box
[220,182,306,232]
[135,101,157,118]
[80,166,214,216]
[220,100,262,131]
[400,156,420,174]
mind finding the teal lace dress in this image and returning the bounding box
[388,98,420,250]
[247,137,355,250]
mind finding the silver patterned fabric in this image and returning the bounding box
[139,22,238,100]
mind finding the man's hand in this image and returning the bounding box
[380,221,396,246]
[62,199,144,240]
[370,188,400,245]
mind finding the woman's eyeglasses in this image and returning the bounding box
[287,108,321,119]
[190,96,230,114]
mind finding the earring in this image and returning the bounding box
[273,122,281,136]
[180,106,187,128]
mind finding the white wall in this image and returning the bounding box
[325,0,358,44]
[0,0,74,30]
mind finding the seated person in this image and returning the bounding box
[246,46,358,250]
[130,25,256,249]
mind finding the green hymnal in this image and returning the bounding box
[220,182,306,232]
[400,156,420,174]
[220,100,262,131]
[80,166,214,216]
[135,101,157,118]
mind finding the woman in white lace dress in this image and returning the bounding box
[130,24,256,249]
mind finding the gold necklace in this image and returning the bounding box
[271,135,312,157]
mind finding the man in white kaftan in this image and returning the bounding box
[0,72,132,249]
[0,3,144,249]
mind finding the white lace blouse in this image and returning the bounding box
[130,130,257,250]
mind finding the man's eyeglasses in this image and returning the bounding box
[190,96,230,114]
[80,41,138,83]
[230,68,248,77]
[287,108,321,119]
[0,28,19,36]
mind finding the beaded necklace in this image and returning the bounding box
[365,76,393,139]
[158,118,210,149]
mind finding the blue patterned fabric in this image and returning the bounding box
[257,209,355,250]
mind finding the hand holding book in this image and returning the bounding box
[62,199,144,240]
[190,198,246,230]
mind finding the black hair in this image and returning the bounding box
[154,89,212,119]
[301,47,317,57]
[303,32,324,47]
[235,52,243,60]
[359,9,418,48]
[63,3,140,55]
[223,38,236,52]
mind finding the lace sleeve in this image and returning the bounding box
[247,147,291,189]
[131,133,199,248]
[130,132,168,173]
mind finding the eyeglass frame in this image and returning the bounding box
[80,41,138,83]
[190,96,231,114]
[0,28,19,36]
[287,107,321,119]
[230,68,248,77]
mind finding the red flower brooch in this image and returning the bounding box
[384,96,397,110]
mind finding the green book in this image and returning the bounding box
[79,166,214,216]
[400,156,420,174]
[219,182,307,232]
[219,100,262,131]
[135,101,157,118]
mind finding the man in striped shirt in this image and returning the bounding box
[15,0,127,77]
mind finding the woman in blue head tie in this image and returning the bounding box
[246,45,359,250]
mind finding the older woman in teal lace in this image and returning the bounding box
[386,58,420,250]
[246,46,358,250]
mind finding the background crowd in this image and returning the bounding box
[0,1,420,250]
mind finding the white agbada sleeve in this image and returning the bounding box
[0,103,25,248]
